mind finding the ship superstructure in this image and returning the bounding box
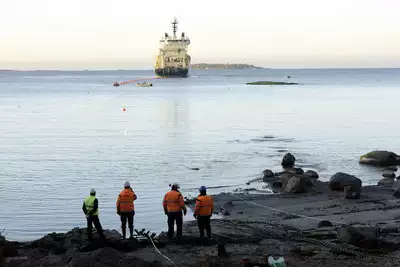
[155,18,191,77]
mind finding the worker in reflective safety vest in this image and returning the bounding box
[116,181,137,239]
[194,186,214,239]
[82,188,105,241]
[163,183,187,242]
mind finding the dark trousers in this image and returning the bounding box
[197,215,211,238]
[167,211,183,239]
[120,211,134,237]
[87,215,105,240]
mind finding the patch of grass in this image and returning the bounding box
[246,81,298,85]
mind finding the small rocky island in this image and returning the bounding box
[191,63,264,70]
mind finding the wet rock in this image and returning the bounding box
[397,176,400,180]
[220,201,233,216]
[305,170,319,179]
[337,226,379,249]
[281,153,295,168]
[393,189,400,198]
[318,220,333,228]
[329,172,362,191]
[190,167,200,171]
[280,172,296,188]
[344,185,361,199]
[285,167,304,175]
[272,181,283,188]
[2,241,19,257]
[383,171,396,179]
[378,178,394,187]
[25,228,139,255]
[385,166,398,172]
[379,225,399,234]
[284,175,307,193]
[359,151,400,167]
[262,169,274,182]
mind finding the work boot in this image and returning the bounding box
[129,227,133,239]
[121,227,126,239]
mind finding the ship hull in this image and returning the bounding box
[155,68,189,77]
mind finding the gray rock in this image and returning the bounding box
[284,175,307,194]
[397,176,400,180]
[394,190,400,198]
[382,171,396,179]
[280,172,296,188]
[359,150,400,167]
[317,220,333,228]
[378,178,394,187]
[329,172,362,191]
[262,169,274,182]
[344,185,361,199]
[385,166,398,172]
[285,167,304,175]
[337,226,379,249]
[305,170,319,179]
[281,153,295,168]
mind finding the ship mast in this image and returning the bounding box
[172,18,178,38]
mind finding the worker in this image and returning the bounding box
[82,188,105,241]
[116,181,137,239]
[163,183,187,242]
[193,186,214,239]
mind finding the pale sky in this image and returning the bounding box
[1,0,399,69]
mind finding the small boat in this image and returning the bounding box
[136,82,153,87]
[113,82,120,87]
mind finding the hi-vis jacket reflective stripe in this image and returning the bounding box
[84,195,99,216]
[163,190,185,212]
[194,195,214,216]
[117,188,137,213]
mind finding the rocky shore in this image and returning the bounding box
[2,151,400,267]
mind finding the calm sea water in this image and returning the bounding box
[1,68,399,241]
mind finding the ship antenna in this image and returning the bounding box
[172,18,178,38]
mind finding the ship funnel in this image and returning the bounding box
[181,32,185,38]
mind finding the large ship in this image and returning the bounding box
[154,18,191,77]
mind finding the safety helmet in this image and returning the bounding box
[170,183,180,189]
[199,186,207,192]
[124,181,130,188]
[90,188,96,194]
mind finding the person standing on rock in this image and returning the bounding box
[163,183,187,242]
[82,188,106,241]
[193,186,214,240]
[116,181,137,239]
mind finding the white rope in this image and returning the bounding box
[230,194,347,225]
[148,236,178,267]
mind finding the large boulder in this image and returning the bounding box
[359,151,400,167]
[284,175,307,193]
[280,172,296,188]
[281,153,295,168]
[385,166,398,172]
[382,171,395,179]
[378,178,394,187]
[305,170,319,179]
[262,169,275,182]
[284,167,304,175]
[24,228,139,255]
[329,172,362,191]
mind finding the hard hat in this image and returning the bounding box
[199,186,207,192]
[90,188,96,194]
[170,183,180,189]
[124,181,130,188]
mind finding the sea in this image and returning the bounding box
[0,68,399,241]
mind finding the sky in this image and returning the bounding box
[0,0,399,69]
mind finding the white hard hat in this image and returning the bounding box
[124,181,130,187]
[90,188,96,194]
